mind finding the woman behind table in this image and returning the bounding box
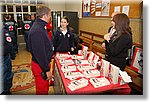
[52,16,74,53]
[104,13,132,71]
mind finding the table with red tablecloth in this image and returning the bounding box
[53,56,131,95]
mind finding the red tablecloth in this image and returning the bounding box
[55,56,131,95]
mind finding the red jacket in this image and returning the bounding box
[46,22,52,41]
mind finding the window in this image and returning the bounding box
[30,0,36,4]
[14,0,21,3]
[1,0,6,3]
[30,6,36,12]
[37,0,43,4]
[22,0,28,4]
[6,0,13,3]
[16,6,22,12]
[7,5,13,12]
[23,6,28,12]
[2,5,6,12]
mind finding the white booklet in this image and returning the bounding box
[119,71,132,85]
[90,77,110,88]
[109,64,120,84]
[61,65,77,72]
[100,59,110,77]
[77,65,96,71]
[56,53,71,59]
[88,51,95,63]
[59,59,74,65]
[83,69,100,78]
[75,59,90,65]
[68,78,89,91]
[71,55,84,59]
[64,71,84,80]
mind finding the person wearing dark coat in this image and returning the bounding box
[52,16,74,53]
[28,6,53,95]
[22,15,33,50]
[2,27,15,95]
[104,13,132,71]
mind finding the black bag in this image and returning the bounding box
[41,72,47,80]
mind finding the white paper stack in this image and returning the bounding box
[61,65,76,72]
[119,71,132,85]
[71,55,84,59]
[88,51,95,63]
[59,59,74,65]
[56,53,71,59]
[75,59,89,65]
[93,54,99,61]
[77,65,96,71]
[82,46,88,59]
[100,59,110,77]
[90,77,110,88]
[109,64,120,84]
[68,78,89,91]
[83,69,100,78]
[64,71,84,80]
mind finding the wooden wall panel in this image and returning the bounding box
[79,18,142,44]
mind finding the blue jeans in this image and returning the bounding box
[2,55,13,94]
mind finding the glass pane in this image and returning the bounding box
[7,5,13,12]
[16,6,22,12]
[2,5,6,12]
[6,0,13,3]
[1,0,6,3]
[30,0,36,4]
[9,14,15,21]
[23,6,28,12]
[23,14,30,21]
[30,6,36,12]
[14,0,21,3]
[16,14,23,35]
[22,0,28,4]
[37,0,43,4]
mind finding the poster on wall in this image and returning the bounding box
[83,0,91,16]
[90,0,102,17]
[114,6,121,13]
[101,0,110,16]
[122,5,130,16]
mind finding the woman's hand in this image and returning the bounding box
[104,33,110,42]
[101,43,106,49]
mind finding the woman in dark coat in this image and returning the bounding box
[52,16,74,53]
[104,13,132,71]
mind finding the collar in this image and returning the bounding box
[36,18,48,28]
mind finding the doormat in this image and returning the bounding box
[11,63,35,92]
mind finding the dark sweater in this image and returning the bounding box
[105,34,132,70]
[28,18,53,72]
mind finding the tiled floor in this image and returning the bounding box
[11,45,54,95]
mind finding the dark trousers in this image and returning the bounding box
[24,31,29,50]
[10,32,18,53]
[2,55,13,95]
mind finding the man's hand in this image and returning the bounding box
[46,71,53,80]
[71,47,74,51]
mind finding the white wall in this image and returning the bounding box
[44,0,66,11]
[44,0,82,18]
[65,0,82,18]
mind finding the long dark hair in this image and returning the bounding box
[112,13,131,39]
